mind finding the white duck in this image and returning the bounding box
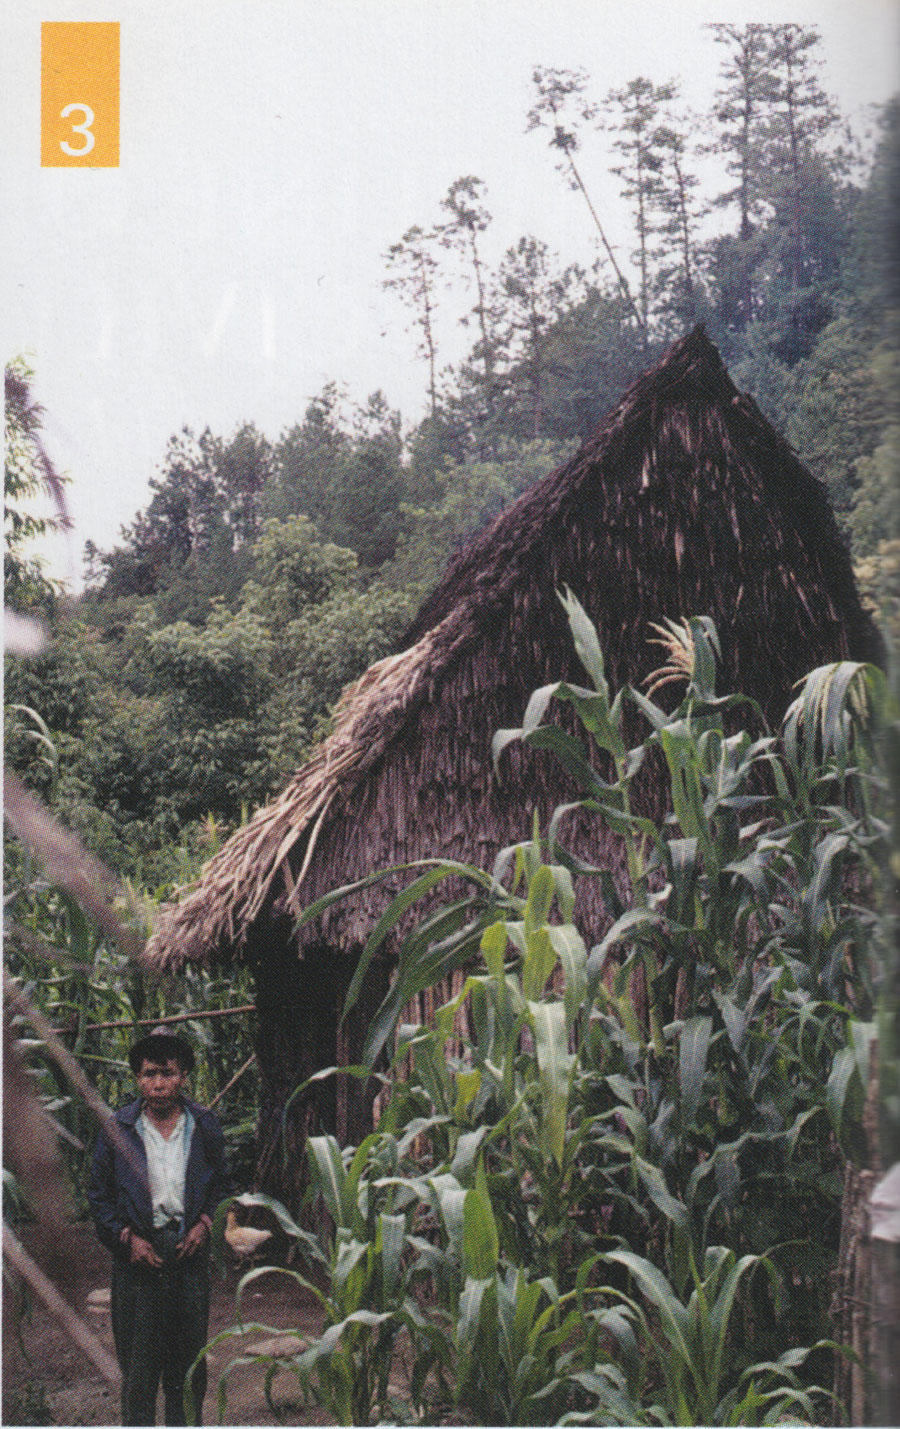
[224,1207,273,1262]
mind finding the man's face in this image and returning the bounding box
[136,1056,186,1115]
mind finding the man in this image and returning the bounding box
[88,1027,231,1426]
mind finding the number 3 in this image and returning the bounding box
[60,102,95,156]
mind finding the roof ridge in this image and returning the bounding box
[402,325,737,645]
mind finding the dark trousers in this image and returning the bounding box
[111,1222,211,1426]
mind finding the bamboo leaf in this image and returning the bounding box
[522,725,609,798]
[605,1250,697,1380]
[522,683,563,737]
[429,1173,467,1261]
[361,920,486,1067]
[825,1046,857,1140]
[481,920,508,980]
[457,1275,491,1355]
[454,1069,482,1120]
[634,1157,688,1231]
[596,907,665,957]
[708,1253,760,1395]
[344,864,479,1015]
[450,1126,489,1182]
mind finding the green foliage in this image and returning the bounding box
[574,1250,840,1426]
[147,604,274,720]
[7,507,411,876]
[206,599,885,1423]
[384,228,441,419]
[384,438,575,603]
[855,540,900,664]
[493,237,585,439]
[783,317,885,519]
[4,840,260,1197]
[244,516,358,624]
[4,358,66,614]
[7,44,897,1421]
[852,430,900,556]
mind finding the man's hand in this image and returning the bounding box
[175,1220,209,1259]
[128,1233,163,1269]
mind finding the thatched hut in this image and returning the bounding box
[146,326,879,1188]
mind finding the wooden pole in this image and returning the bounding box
[79,1004,256,1033]
[3,1227,120,1387]
[4,973,144,1179]
[208,1053,257,1111]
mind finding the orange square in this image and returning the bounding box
[41,22,119,168]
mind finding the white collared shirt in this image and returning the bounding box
[137,1106,194,1228]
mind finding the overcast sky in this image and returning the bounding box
[4,0,899,586]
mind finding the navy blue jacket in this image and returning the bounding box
[87,1096,231,1254]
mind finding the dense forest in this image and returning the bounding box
[4,24,899,1424]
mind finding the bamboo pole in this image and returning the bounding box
[3,1227,120,1387]
[208,1053,257,1111]
[80,1004,256,1033]
[4,973,144,1180]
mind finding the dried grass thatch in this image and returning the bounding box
[147,326,878,979]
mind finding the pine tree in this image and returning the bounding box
[384,226,441,418]
[438,177,500,429]
[707,23,777,328]
[765,24,840,291]
[650,95,704,331]
[494,237,583,439]
[527,67,645,337]
[602,77,677,338]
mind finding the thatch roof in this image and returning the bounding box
[146,326,878,975]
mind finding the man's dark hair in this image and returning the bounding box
[128,1029,195,1075]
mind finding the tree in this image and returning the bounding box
[147,603,273,723]
[650,101,705,331]
[96,428,222,600]
[494,237,584,439]
[209,422,273,547]
[242,516,358,630]
[536,279,647,439]
[384,226,441,417]
[783,316,885,521]
[4,359,68,613]
[707,24,777,328]
[527,67,645,337]
[291,391,407,569]
[765,24,840,292]
[602,76,677,337]
[852,430,900,558]
[383,437,575,603]
[842,98,900,326]
[266,384,352,528]
[438,177,501,433]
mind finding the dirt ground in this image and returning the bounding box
[2,1223,332,1427]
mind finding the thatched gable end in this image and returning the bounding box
[146,326,878,977]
